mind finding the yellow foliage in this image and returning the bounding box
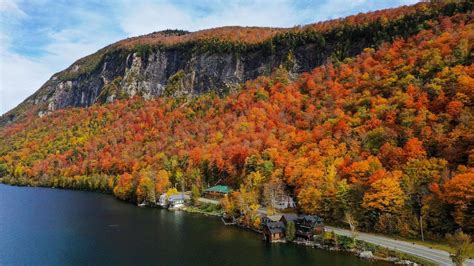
[166,187,179,197]
[362,176,405,213]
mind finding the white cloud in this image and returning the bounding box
[0,50,52,113]
[0,0,26,17]
[0,1,123,114]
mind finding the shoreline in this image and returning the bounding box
[0,181,440,265]
[165,199,432,265]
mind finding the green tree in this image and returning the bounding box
[0,163,8,177]
[286,221,296,241]
[191,185,200,205]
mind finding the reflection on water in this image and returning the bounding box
[0,184,389,266]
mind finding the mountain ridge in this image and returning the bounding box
[2,1,471,126]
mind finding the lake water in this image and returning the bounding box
[0,184,388,265]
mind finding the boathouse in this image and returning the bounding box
[262,221,286,242]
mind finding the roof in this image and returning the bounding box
[266,214,283,222]
[297,215,323,225]
[281,213,298,222]
[264,221,285,234]
[204,185,233,194]
[169,194,190,201]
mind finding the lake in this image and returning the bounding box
[0,184,388,265]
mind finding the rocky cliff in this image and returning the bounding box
[1,1,469,126]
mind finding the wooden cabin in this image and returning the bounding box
[295,215,324,241]
[262,221,286,242]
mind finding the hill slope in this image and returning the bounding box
[1,1,472,126]
[1,2,473,239]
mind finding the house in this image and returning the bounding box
[272,195,296,210]
[167,194,190,209]
[262,221,286,242]
[295,215,324,241]
[280,213,298,225]
[203,185,233,199]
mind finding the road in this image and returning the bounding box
[326,226,474,266]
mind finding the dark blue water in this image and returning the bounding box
[0,184,387,265]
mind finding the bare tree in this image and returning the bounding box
[344,212,358,245]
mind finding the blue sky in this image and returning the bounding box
[0,0,418,114]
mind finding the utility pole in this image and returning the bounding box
[418,196,424,242]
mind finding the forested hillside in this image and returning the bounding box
[0,3,473,239]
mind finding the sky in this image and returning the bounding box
[0,0,419,115]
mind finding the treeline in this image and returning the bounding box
[56,1,473,81]
[1,6,473,240]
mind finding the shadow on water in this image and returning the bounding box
[0,184,390,265]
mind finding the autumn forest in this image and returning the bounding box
[0,1,473,241]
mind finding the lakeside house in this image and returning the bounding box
[158,193,190,209]
[260,213,324,242]
[203,185,233,199]
[262,221,286,242]
[295,215,324,241]
[168,194,190,209]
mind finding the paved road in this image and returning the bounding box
[326,226,474,266]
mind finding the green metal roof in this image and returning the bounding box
[204,185,233,194]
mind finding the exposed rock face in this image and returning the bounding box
[1,41,333,125]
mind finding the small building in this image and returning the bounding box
[295,215,324,241]
[272,195,296,210]
[203,185,233,199]
[168,194,190,209]
[162,193,190,209]
[280,213,298,225]
[262,221,286,242]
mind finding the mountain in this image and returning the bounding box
[0,1,473,239]
[1,2,470,126]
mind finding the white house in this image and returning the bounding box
[168,194,190,209]
[272,195,296,210]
